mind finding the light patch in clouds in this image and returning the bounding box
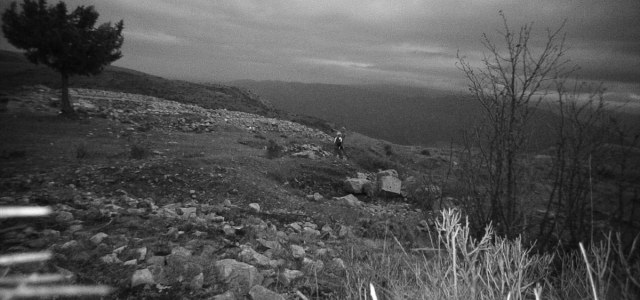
[302,58,374,69]
[124,29,186,45]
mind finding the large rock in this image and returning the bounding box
[378,176,402,198]
[215,259,264,296]
[343,178,371,194]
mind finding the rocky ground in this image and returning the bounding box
[1,86,444,299]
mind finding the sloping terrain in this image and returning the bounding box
[0,50,334,134]
[0,85,452,299]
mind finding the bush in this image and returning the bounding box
[384,144,394,156]
[265,139,283,159]
[76,143,89,159]
[130,142,151,160]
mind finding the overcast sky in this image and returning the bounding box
[1,0,639,104]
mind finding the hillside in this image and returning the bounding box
[0,50,334,134]
[0,82,462,299]
[2,53,638,299]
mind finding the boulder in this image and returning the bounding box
[378,176,401,198]
[343,178,371,194]
[215,259,264,296]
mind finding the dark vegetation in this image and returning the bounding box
[2,0,124,114]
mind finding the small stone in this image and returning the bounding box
[290,244,305,259]
[248,203,260,213]
[89,232,108,245]
[113,245,127,254]
[179,207,197,218]
[171,246,192,257]
[302,257,324,274]
[136,247,148,261]
[331,258,346,269]
[100,253,122,264]
[146,255,166,266]
[288,223,302,232]
[66,224,83,234]
[124,259,137,266]
[223,224,236,236]
[249,285,285,300]
[212,291,237,300]
[61,240,79,250]
[278,269,304,286]
[56,211,74,223]
[190,272,204,290]
[131,268,154,287]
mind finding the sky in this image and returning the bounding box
[1,0,639,106]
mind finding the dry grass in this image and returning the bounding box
[344,209,640,300]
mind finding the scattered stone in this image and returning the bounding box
[343,178,371,194]
[55,211,74,223]
[212,291,237,300]
[60,240,79,250]
[179,207,197,219]
[100,253,122,264]
[164,254,203,285]
[238,245,271,267]
[215,259,264,296]
[288,223,302,232]
[249,203,261,213]
[131,268,155,287]
[335,194,362,207]
[146,255,166,266]
[249,285,285,300]
[171,246,193,257]
[89,232,108,245]
[302,257,324,274]
[256,238,281,250]
[290,244,305,259]
[278,269,304,286]
[190,272,204,290]
[223,224,236,236]
[330,258,346,269]
[124,259,137,266]
[136,247,148,261]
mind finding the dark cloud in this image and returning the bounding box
[1,0,638,101]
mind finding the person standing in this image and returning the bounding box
[334,130,347,160]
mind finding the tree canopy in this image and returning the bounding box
[2,0,124,113]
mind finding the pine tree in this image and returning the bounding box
[2,0,124,114]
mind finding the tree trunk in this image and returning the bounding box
[60,73,74,114]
